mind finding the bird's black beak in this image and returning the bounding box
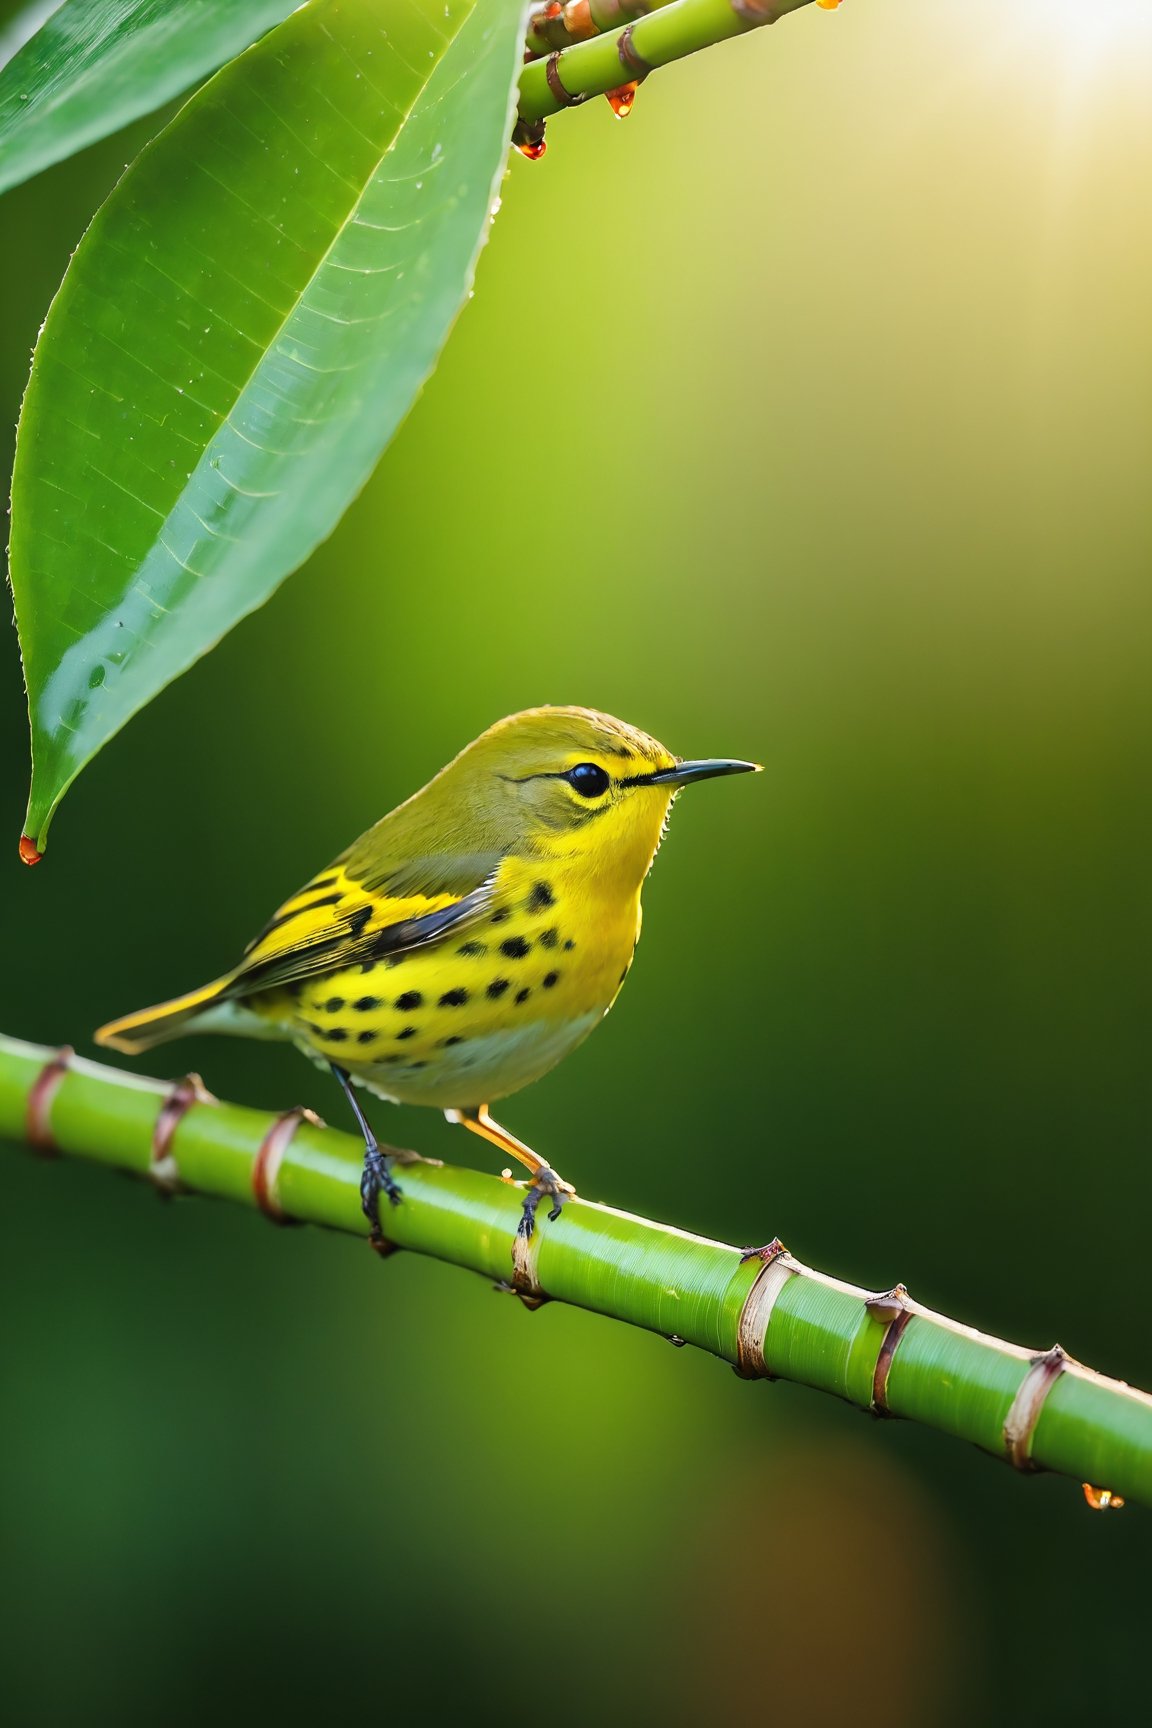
[635,758,762,789]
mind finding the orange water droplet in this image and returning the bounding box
[816,0,843,10]
[1082,1482,1125,1511]
[605,81,639,119]
[515,136,547,160]
[19,834,43,866]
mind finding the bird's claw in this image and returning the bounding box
[517,1165,574,1239]
[360,1145,404,1235]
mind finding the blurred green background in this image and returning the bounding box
[1,1,1150,1722]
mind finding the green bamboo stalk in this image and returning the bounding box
[1,1032,1148,1509]
[517,0,823,128]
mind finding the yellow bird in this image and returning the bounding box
[96,707,759,1238]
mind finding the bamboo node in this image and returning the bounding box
[865,1283,911,1325]
[151,1072,216,1194]
[731,1,780,26]
[739,1236,787,1265]
[617,23,653,78]
[1003,1344,1070,1472]
[25,1045,73,1156]
[545,51,589,106]
[735,1244,798,1377]
[252,1106,322,1223]
[493,1277,549,1312]
[511,1211,545,1299]
[870,1294,914,1415]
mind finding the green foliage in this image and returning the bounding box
[0,0,299,195]
[8,0,527,850]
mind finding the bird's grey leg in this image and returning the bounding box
[330,1062,403,1241]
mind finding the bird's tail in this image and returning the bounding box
[95,975,236,1055]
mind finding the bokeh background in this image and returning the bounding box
[2,1,1150,1721]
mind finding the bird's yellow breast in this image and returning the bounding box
[253,854,642,1109]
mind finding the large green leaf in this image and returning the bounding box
[0,0,301,196]
[11,0,527,855]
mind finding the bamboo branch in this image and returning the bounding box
[1,1032,1147,1510]
[516,0,828,144]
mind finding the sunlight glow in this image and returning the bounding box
[1035,0,1152,66]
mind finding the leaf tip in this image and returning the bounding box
[18,834,43,867]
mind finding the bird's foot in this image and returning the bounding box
[518,1165,575,1239]
[361,1143,404,1245]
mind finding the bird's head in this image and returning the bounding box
[425,706,760,888]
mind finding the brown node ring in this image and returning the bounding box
[26,1045,74,1156]
[868,1286,914,1415]
[251,1106,322,1225]
[151,1072,216,1195]
[545,51,588,106]
[734,1242,797,1379]
[731,1,780,25]
[1003,1344,1070,1472]
[617,23,654,80]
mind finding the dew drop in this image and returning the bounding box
[18,835,42,867]
[605,82,640,119]
[1082,1483,1125,1511]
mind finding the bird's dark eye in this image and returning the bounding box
[565,762,610,798]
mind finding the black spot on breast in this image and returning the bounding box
[439,988,469,1007]
[539,927,558,949]
[321,1026,348,1042]
[354,996,382,1012]
[395,991,423,1011]
[490,908,511,924]
[543,971,559,989]
[356,1030,377,1045]
[528,881,555,912]
[396,1026,418,1041]
[487,979,510,1000]
[359,962,376,975]
[441,1035,464,1048]
[457,941,486,957]
[323,997,345,1013]
[383,954,405,969]
[515,987,531,1005]
[563,939,576,951]
[501,935,531,959]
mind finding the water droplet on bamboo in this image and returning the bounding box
[605,82,640,119]
[19,835,43,866]
[1082,1482,1125,1511]
[514,134,546,161]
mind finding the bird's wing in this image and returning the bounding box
[227,850,502,997]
